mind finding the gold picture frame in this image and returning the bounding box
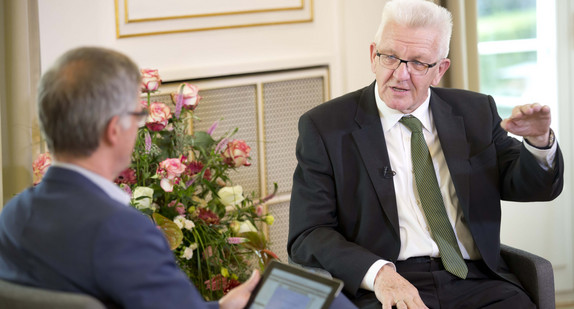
[115,0,314,38]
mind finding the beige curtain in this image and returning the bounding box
[1,0,41,208]
[0,0,5,208]
[439,0,480,92]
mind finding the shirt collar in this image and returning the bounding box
[52,162,131,205]
[374,83,434,133]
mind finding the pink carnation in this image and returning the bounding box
[32,152,52,185]
[114,168,137,185]
[204,274,241,295]
[168,200,186,216]
[186,161,211,180]
[197,208,220,225]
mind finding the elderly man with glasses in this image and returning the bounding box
[288,0,563,308]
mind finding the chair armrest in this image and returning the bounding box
[0,278,106,309]
[500,244,555,309]
[288,257,333,279]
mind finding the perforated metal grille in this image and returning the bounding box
[149,93,172,106]
[262,77,325,195]
[192,85,260,196]
[157,69,328,262]
[267,201,291,262]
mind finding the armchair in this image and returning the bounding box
[0,278,105,309]
[290,244,555,309]
[500,244,555,309]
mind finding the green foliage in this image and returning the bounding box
[478,9,536,42]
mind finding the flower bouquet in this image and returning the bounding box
[34,69,278,301]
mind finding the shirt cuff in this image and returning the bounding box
[360,259,396,291]
[523,138,557,171]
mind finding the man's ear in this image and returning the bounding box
[370,43,378,74]
[431,58,451,86]
[102,116,121,147]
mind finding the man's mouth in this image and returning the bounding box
[391,86,408,92]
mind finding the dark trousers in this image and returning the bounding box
[353,257,535,309]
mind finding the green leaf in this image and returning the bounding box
[193,131,216,150]
[153,213,183,250]
[240,231,266,250]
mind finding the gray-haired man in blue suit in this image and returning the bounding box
[0,47,261,309]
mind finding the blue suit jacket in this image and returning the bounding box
[288,83,564,298]
[0,167,217,309]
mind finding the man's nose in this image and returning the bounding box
[393,61,411,80]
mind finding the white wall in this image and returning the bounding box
[37,0,384,98]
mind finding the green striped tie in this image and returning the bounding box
[400,116,468,279]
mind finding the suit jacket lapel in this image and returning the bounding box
[430,89,471,219]
[351,82,400,237]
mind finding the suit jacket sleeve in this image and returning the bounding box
[288,111,385,295]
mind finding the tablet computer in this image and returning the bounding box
[245,260,344,309]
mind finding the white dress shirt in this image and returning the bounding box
[360,85,557,290]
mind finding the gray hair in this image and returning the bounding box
[374,0,453,59]
[38,47,141,157]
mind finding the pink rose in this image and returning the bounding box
[32,152,52,185]
[171,83,201,111]
[141,69,161,92]
[157,158,186,192]
[222,140,251,167]
[159,158,187,179]
[146,102,172,131]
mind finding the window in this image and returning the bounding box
[477,0,556,120]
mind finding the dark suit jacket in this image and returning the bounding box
[0,167,217,309]
[288,82,564,298]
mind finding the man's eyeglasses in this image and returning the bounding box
[376,52,439,76]
[125,110,148,127]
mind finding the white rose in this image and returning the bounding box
[182,247,194,260]
[231,220,258,235]
[132,186,154,210]
[173,216,185,229]
[218,185,245,207]
[184,219,195,231]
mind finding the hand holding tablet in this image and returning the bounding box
[245,260,344,309]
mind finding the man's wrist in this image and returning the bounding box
[362,260,394,291]
[525,128,555,149]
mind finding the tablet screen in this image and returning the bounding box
[246,260,343,309]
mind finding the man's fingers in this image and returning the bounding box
[396,299,408,309]
[413,296,429,309]
[402,296,428,309]
[381,298,392,309]
[510,103,550,120]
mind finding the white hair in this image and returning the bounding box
[374,0,453,58]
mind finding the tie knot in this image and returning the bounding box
[400,116,423,133]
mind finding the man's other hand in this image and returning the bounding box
[374,264,428,309]
[500,103,551,148]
